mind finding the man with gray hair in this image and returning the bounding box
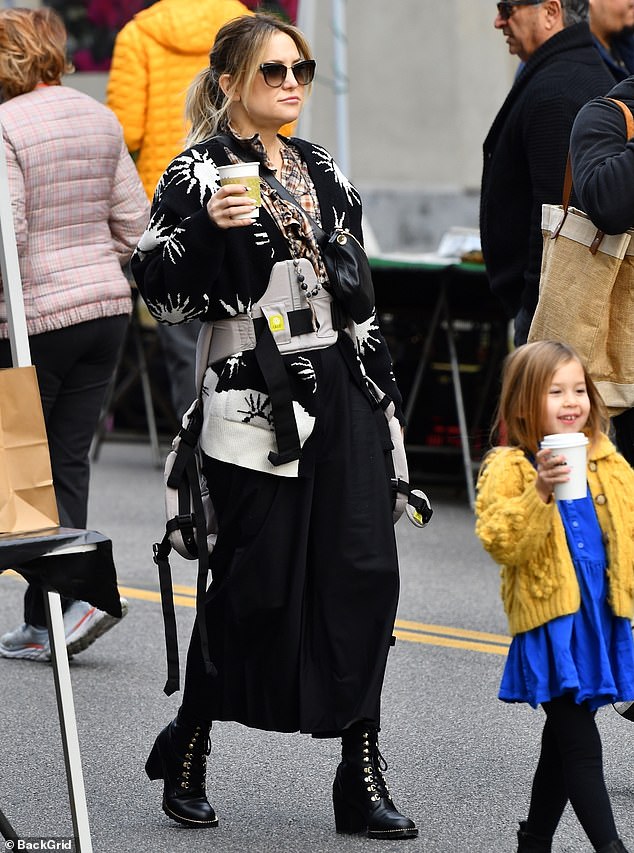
[480,0,613,346]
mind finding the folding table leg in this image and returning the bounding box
[44,591,93,853]
[403,285,445,430]
[0,806,18,842]
[443,299,476,510]
[130,313,162,468]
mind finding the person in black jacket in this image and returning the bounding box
[570,78,634,465]
[133,13,419,841]
[590,0,634,80]
[481,0,613,346]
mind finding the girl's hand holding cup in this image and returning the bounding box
[535,447,570,504]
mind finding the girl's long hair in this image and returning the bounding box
[185,13,313,146]
[492,340,608,454]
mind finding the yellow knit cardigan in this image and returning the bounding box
[475,434,634,635]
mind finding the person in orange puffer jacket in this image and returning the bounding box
[106,0,253,420]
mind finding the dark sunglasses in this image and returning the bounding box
[259,59,316,88]
[496,0,543,20]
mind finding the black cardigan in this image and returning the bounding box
[480,23,613,321]
[571,76,634,234]
[132,135,404,472]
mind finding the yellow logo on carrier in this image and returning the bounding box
[269,314,285,332]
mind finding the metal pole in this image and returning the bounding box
[296,0,316,140]
[0,117,94,851]
[0,118,30,367]
[45,589,94,853]
[330,0,350,175]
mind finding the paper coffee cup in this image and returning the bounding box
[540,432,589,501]
[217,162,260,219]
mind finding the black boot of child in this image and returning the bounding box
[145,713,218,828]
[332,723,418,839]
[516,821,552,852]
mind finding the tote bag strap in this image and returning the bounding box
[606,97,634,141]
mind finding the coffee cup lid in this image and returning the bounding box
[540,432,588,449]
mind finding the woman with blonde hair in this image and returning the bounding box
[133,11,418,840]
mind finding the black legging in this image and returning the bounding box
[526,694,617,849]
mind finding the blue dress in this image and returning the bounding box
[499,488,634,711]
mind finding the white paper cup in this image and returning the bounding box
[217,162,260,219]
[540,432,589,501]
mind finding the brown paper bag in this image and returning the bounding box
[0,365,60,533]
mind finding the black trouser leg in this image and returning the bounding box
[612,408,634,468]
[0,316,128,626]
[526,695,617,849]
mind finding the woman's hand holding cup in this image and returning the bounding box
[207,183,257,228]
[208,161,261,228]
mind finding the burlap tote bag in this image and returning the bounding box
[528,98,634,416]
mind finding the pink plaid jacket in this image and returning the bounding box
[0,84,149,336]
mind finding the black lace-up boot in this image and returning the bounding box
[332,723,418,839]
[516,821,552,852]
[145,714,217,828]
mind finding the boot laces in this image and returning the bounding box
[178,725,210,792]
[362,734,390,801]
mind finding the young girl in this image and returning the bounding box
[475,341,634,853]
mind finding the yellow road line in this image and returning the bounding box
[395,618,509,646]
[120,583,512,654]
[1,574,512,655]
[393,629,509,656]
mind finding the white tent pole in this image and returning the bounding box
[331,0,350,175]
[296,0,316,140]
[0,118,30,367]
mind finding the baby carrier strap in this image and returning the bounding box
[153,400,217,695]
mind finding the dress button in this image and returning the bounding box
[572,520,579,528]
[595,494,607,505]
[589,461,598,472]
[578,542,585,549]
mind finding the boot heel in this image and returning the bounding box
[145,740,164,780]
[333,779,366,834]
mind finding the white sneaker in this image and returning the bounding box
[63,598,128,657]
[0,598,128,662]
[0,622,50,660]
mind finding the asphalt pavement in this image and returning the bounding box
[1,438,633,853]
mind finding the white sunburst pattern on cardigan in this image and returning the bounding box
[290,356,317,392]
[354,314,382,355]
[310,143,361,208]
[134,212,173,260]
[144,292,207,325]
[165,147,220,206]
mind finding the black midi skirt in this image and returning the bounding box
[181,343,400,735]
